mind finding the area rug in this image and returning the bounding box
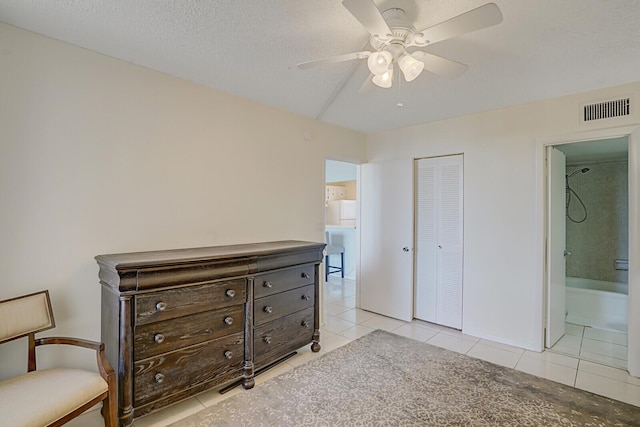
[171,330,638,426]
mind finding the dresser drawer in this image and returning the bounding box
[254,284,314,326]
[133,331,244,406]
[254,307,315,368]
[135,278,245,325]
[253,265,314,298]
[134,304,244,361]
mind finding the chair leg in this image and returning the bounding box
[340,252,344,278]
[101,372,117,427]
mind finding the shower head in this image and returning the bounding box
[568,167,590,178]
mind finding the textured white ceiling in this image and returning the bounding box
[2,0,640,133]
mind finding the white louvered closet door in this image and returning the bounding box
[415,155,463,329]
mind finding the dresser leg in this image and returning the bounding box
[311,329,321,352]
[242,361,255,389]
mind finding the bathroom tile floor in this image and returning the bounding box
[548,322,629,370]
[70,276,640,426]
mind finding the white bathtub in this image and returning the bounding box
[566,277,628,333]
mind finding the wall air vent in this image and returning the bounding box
[583,98,630,122]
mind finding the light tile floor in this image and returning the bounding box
[72,277,640,426]
[548,322,629,370]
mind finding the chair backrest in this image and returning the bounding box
[0,290,55,344]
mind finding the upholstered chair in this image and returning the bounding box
[0,290,116,426]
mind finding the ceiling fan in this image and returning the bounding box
[298,0,503,89]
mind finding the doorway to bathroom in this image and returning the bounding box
[545,137,629,370]
[324,159,359,311]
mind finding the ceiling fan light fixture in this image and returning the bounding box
[372,67,393,88]
[398,53,424,82]
[367,51,393,75]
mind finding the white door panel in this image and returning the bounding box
[547,146,566,347]
[415,162,438,322]
[415,155,463,329]
[360,159,413,321]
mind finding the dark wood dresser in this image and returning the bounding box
[96,241,324,426]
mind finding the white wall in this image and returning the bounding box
[368,82,640,354]
[0,23,366,379]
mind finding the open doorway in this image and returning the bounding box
[324,160,358,309]
[545,137,629,370]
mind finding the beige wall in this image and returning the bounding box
[0,23,366,378]
[367,81,640,359]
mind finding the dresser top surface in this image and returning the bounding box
[95,240,324,271]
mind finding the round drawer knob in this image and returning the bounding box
[263,336,272,344]
[301,320,310,328]
[264,306,273,314]
[263,281,273,288]
[301,294,310,301]
[301,272,310,279]
[224,316,234,325]
[226,289,236,298]
[154,333,165,344]
[154,373,165,384]
[224,350,233,359]
[155,302,167,311]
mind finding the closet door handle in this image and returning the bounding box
[402,247,409,252]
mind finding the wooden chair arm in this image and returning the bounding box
[35,336,104,351]
[32,336,115,383]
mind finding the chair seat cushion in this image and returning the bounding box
[0,368,107,426]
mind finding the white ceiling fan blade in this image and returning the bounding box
[342,0,392,39]
[412,51,468,78]
[415,3,503,46]
[358,73,376,93]
[297,51,371,69]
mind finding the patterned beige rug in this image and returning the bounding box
[171,330,638,426]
